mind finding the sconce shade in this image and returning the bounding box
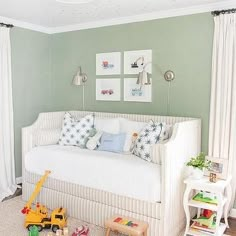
[72,66,88,86]
[137,70,151,85]
[72,73,82,86]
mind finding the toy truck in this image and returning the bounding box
[21,170,67,233]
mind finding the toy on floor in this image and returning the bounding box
[46,227,69,236]
[192,213,216,229]
[28,225,39,236]
[63,227,69,236]
[72,225,89,236]
[21,170,67,233]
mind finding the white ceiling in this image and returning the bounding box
[0,0,235,33]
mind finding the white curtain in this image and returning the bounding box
[0,27,17,201]
[208,13,236,209]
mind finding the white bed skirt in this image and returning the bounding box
[23,171,160,236]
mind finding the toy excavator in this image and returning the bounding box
[21,170,67,233]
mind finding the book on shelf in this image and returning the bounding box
[190,221,215,234]
[192,192,218,205]
[189,227,214,236]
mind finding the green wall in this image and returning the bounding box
[10,12,236,208]
[11,27,52,177]
[51,13,213,153]
[11,13,214,177]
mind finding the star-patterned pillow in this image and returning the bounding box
[58,112,95,148]
[133,121,169,162]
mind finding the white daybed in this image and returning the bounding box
[22,111,201,236]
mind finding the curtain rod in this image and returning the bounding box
[212,8,236,16]
[0,23,14,28]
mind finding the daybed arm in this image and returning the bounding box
[22,125,34,171]
[22,111,65,171]
[158,119,201,236]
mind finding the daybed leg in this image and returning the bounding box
[105,228,111,236]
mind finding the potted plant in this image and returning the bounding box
[186,153,211,179]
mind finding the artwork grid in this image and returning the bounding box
[124,50,152,74]
[124,78,152,102]
[96,78,121,101]
[96,52,121,75]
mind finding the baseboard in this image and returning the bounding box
[230,208,236,218]
[16,177,22,185]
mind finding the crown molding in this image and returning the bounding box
[49,0,236,34]
[0,15,51,34]
[1,0,236,34]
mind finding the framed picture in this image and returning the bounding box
[124,50,152,74]
[205,156,229,180]
[124,78,152,102]
[96,79,121,101]
[96,52,121,75]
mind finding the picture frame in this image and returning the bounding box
[124,78,152,102]
[96,78,121,101]
[124,50,152,74]
[204,156,229,180]
[96,52,121,75]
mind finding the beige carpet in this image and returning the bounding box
[0,196,115,236]
[0,196,231,236]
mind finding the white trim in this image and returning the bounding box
[0,16,51,34]
[230,208,236,218]
[1,1,236,34]
[50,1,236,34]
[16,176,22,185]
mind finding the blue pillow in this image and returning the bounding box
[98,133,126,153]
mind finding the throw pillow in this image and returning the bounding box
[98,132,126,153]
[94,118,120,134]
[119,118,147,153]
[58,112,94,148]
[133,121,169,162]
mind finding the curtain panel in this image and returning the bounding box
[208,13,236,209]
[0,27,17,201]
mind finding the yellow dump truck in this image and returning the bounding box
[21,171,67,233]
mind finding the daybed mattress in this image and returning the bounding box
[25,145,161,202]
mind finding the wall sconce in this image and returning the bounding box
[137,68,175,85]
[136,66,175,115]
[164,70,175,82]
[136,62,151,86]
[72,66,88,110]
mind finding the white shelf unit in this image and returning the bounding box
[187,223,226,236]
[183,176,232,236]
[188,198,227,211]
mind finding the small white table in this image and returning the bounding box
[183,176,232,236]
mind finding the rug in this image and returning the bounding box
[0,196,118,236]
[0,196,231,236]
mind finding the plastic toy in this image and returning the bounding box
[21,170,67,233]
[113,217,138,227]
[63,227,69,236]
[86,131,103,150]
[72,225,89,236]
[192,213,216,229]
[202,209,214,218]
[29,225,39,236]
[129,133,138,152]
